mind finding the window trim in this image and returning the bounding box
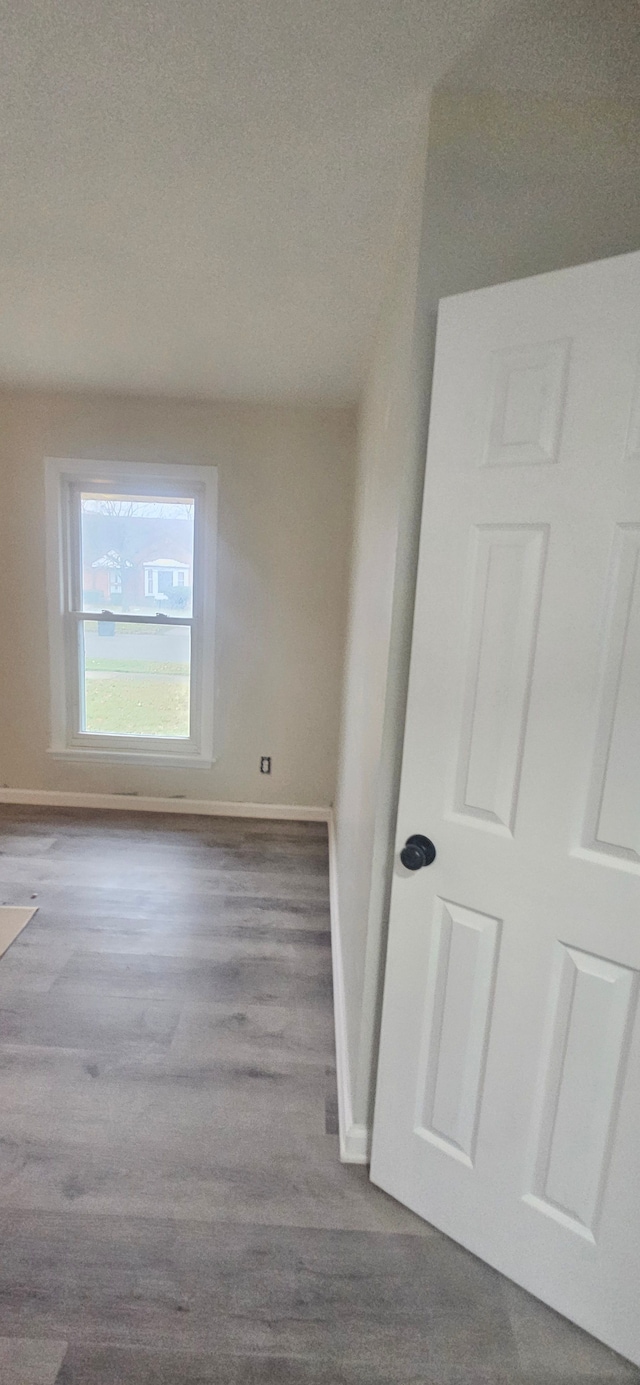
[45,457,217,767]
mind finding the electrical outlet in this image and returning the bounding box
[260,756,271,775]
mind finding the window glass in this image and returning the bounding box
[80,621,191,739]
[80,493,195,618]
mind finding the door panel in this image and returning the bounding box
[524,944,637,1240]
[371,251,640,1365]
[584,525,640,862]
[453,524,547,832]
[415,898,501,1166]
[483,337,570,467]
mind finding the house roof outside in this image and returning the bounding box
[143,559,190,570]
[92,551,134,570]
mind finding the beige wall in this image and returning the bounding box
[335,0,640,1137]
[0,390,356,807]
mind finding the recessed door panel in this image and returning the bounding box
[453,526,547,833]
[525,944,637,1240]
[483,338,570,467]
[584,526,640,863]
[415,899,501,1166]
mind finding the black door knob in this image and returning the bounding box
[400,834,436,871]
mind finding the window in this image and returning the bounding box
[45,458,217,766]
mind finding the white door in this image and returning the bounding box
[371,251,640,1365]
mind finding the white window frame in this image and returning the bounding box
[45,457,217,768]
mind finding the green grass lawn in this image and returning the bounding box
[84,674,190,737]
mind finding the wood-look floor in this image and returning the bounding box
[0,806,636,1385]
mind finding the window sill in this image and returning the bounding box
[48,747,214,770]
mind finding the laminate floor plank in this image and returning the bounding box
[49,950,333,1009]
[0,1210,515,1365]
[0,1335,68,1384]
[0,990,182,1049]
[53,1352,640,1385]
[0,806,632,1385]
[8,905,331,939]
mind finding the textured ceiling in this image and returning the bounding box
[446,0,640,99]
[0,0,504,402]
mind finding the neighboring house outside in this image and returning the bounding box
[143,557,191,601]
[82,513,193,612]
[89,551,133,604]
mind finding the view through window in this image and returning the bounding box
[79,492,195,739]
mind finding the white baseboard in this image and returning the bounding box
[328,814,371,1164]
[0,788,329,822]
